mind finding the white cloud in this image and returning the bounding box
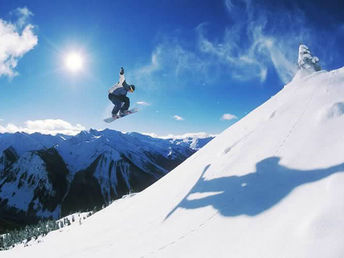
[173,115,184,121]
[221,113,237,121]
[136,101,151,106]
[0,7,38,77]
[0,119,85,135]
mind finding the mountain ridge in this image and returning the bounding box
[0,129,213,231]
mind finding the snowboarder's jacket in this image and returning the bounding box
[108,71,131,96]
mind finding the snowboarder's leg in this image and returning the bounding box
[112,105,121,117]
[120,96,130,113]
[108,94,122,116]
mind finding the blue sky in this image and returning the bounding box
[0,0,343,136]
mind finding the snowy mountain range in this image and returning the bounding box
[0,129,213,232]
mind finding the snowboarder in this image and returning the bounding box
[108,67,135,118]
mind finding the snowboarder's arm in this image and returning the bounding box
[119,67,125,85]
[122,81,131,91]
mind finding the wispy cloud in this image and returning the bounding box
[135,0,318,85]
[196,0,303,84]
[196,23,268,83]
[141,131,217,139]
[12,7,33,28]
[136,101,151,106]
[221,113,237,121]
[135,47,161,77]
[133,38,210,88]
[128,41,200,87]
[0,119,85,135]
[173,115,184,121]
[0,7,38,77]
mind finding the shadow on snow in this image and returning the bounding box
[166,157,344,219]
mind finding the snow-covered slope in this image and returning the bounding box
[3,67,344,257]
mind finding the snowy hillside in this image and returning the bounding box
[2,67,344,257]
[0,130,211,231]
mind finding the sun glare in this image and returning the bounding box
[65,52,83,72]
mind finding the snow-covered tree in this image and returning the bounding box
[298,44,321,72]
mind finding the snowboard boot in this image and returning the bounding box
[119,110,130,116]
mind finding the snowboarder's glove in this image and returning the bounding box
[120,67,124,75]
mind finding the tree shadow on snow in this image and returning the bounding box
[165,157,344,219]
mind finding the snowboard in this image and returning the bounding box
[104,108,138,123]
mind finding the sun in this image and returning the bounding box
[65,52,83,72]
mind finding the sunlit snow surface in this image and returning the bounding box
[3,68,344,257]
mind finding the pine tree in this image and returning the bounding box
[0,235,4,250]
[298,44,321,72]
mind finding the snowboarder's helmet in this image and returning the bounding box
[129,85,135,92]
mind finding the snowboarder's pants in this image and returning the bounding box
[108,93,130,115]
